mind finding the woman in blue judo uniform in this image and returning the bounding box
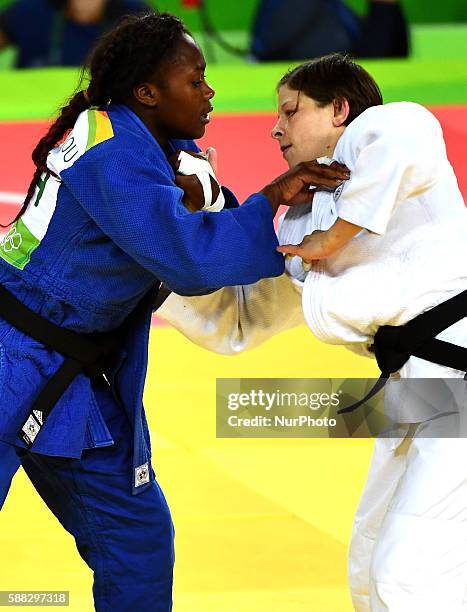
[0,12,349,611]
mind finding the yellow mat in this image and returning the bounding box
[0,324,378,611]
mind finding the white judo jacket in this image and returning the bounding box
[158,102,467,420]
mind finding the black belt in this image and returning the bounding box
[0,282,171,447]
[338,289,467,415]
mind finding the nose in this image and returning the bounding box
[205,81,215,100]
[271,118,284,140]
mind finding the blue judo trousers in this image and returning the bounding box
[5,383,175,611]
[0,104,284,610]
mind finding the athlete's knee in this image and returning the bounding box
[90,480,175,585]
[370,535,400,586]
[129,481,175,577]
[369,529,416,609]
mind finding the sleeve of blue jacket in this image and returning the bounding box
[61,146,284,295]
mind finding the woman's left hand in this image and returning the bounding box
[277,229,329,264]
[278,218,363,266]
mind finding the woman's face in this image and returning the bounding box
[272,85,344,168]
[150,34,215,144]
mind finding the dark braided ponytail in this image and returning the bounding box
[2,88,90,227]
[6,11,188,227]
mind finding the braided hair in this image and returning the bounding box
[7,11,188,227]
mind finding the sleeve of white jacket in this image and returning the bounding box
[156,274,305,355]
[334,102,448,235]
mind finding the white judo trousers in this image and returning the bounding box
[349,412,467,612]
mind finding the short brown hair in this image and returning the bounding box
[278,53,383,125]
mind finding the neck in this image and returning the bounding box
[125,102,169,149]
[329,126,346,156]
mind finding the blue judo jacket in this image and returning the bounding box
[0,104,284,493]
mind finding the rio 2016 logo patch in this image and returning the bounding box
[1,227,23,252]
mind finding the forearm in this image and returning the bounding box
[156,274,305,355]
[319,218,363,256]
[259,185,282,216]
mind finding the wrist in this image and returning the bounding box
[316,230,335,258]
[259,185,280,215]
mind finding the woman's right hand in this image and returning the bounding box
[260,160,350,214]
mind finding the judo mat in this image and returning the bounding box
[0,54,466,610]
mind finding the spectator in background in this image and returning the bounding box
[0,0,149,68]
[250,0,409,61]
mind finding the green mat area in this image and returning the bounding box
[1,22,466,120]
[0,56,466,122]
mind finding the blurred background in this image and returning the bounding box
[0,1,466,611]
[0,0,467,68]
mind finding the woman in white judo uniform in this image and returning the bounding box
[159,54,467,611]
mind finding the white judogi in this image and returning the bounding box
[158,102,467,611]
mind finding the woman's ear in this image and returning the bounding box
[133,82,159,108]
[332,98,350,127]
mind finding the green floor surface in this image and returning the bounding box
[0,56,466,122]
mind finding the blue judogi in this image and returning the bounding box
[0,104,283,609]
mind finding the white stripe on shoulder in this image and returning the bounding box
[47,110,90,177]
